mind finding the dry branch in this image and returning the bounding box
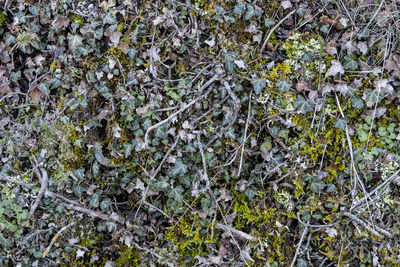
[144,72,223,147]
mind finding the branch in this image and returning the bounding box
[0,174,32,189]
[216,223,257,242]
[343,211,392,238]
[260,10,296,55]
[43,222,76,258]
[144,72,223,148]
[30,168,49,217]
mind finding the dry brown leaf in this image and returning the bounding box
[52,16,70,30]
[0,83,11,95]
[320,16,342,30]
[296,80,310,92]
[29,88,44,104]
[323,41,337,56]
[325,60,344,77]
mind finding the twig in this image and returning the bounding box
[260,10,296,55]
[290,222,309,267]
[0,174,32,189]
[351,169,400,210]
[216,223,257,242]
[133,241,162,259]
[30,168,49,217]
[150,136,179,179]
[343,211,392,238]
[237,91,252,177]
[93,142,121,167]
[43,222,76,258]
[144,72,222,147]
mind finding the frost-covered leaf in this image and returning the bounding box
[154,124,168,139]
[343,55,358,70]
[68,34,83,51]
[351,97,364,109]
[233,2,245,16]
[363,89,383,107]
[276,79,291,92]
[245,5,256,20]
[90,191,102,208]
[325,60,344,77]
[334,119,347,131]
[252,78,266,95]
[295,95,314,114]
[169,185,184,201]
[310,180,325,193]
[171,159,188,176]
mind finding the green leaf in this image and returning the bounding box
[252,78,266,95]
[103,12,117,25]
[378,126,388,137]
[233,2,245,16]
[68,34,83,51]
[334,119,347,131]
[90,192,102,208]
[295,95,314,114]
[100,198,111,212]
[245,5,256,20]
[351,96,364,109]
[343,55,358,70]
[171,159,188,176]
[224,127,235,139]
[364,89,382,106]
[276,79,292,92]
[310,180,325,193]
[169,185,184,201]
[154,124,168,139]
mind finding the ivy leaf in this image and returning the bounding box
[68,34,83,51]
[169,185,184,201]
[276,79,292,92]
[343,55,358,70]
[103,12,117,25]
[90,191,102,208]
[351,96,364,109]
[364,89,383,107]
[295,95,314,114]
[334,119,348,131]
[171,159,188,176]
[252,78,266,95]
[224,52,236,74]
[310,180,325,193]
[245,5,256,20]
[100,198,111,212]
[233,2,245,16]
[154,124,169,139]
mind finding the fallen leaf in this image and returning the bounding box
[357,42,368,55]
[0,83,11,95]
[325,60,344,77]
[76,249,85,258]
[296,80,310,92]
[320,16,342,30]
[52,16,70,30]
[323,41,337,56]
[110,31,122,48]
[281,0,292,10]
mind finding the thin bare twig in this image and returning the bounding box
[216,223,257,242]
[30,168,49,217]
[237,91,252,177]
[343,211,392,238]
[144,72,223,147]
[290,222,309,267]
[0,174,32,189]
[43,222,76,258]
[260,10,296,55]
